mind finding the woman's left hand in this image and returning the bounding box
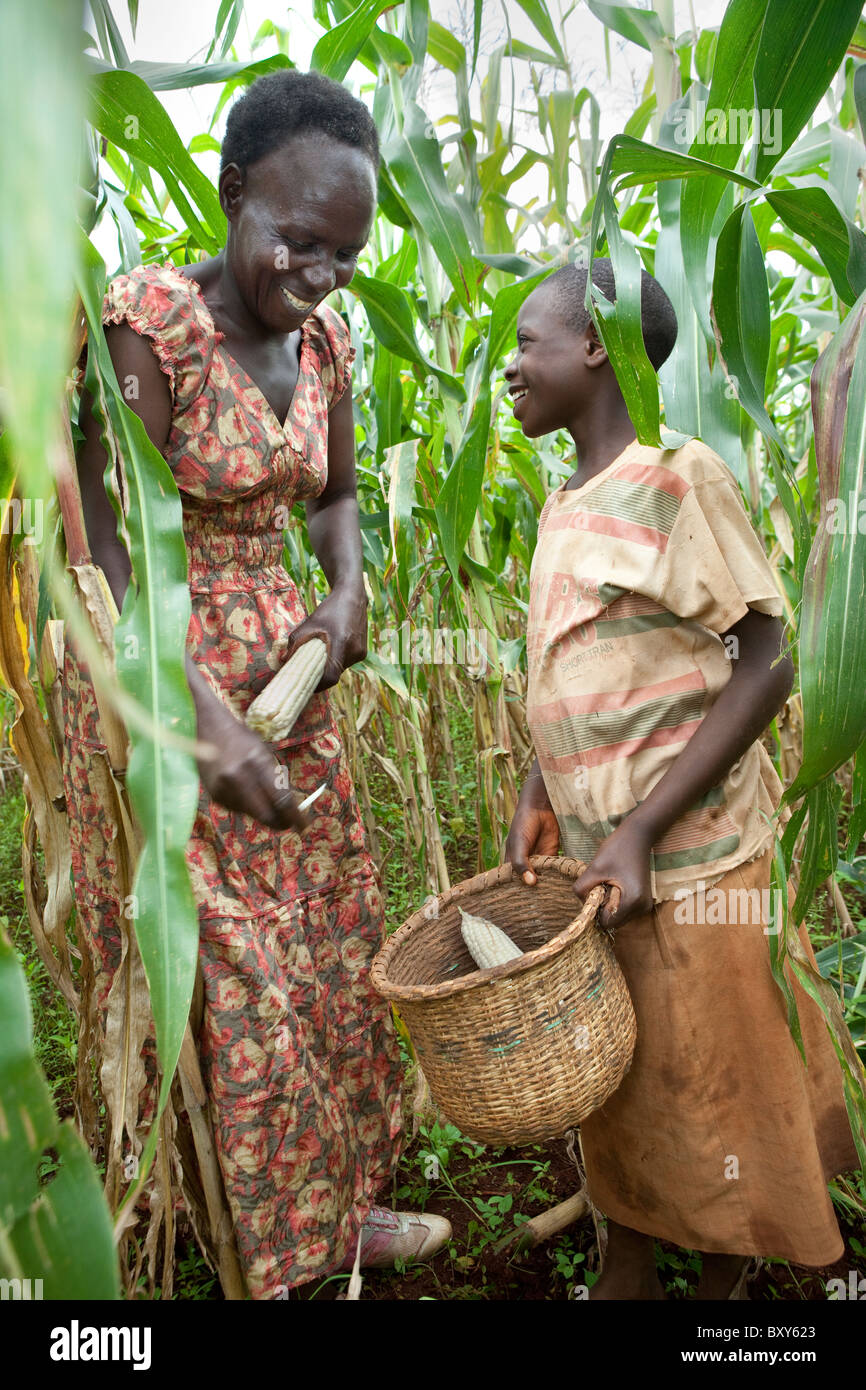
[285,582,368,691]
[573,818,655,930]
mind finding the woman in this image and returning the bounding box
[65,69,449,1297]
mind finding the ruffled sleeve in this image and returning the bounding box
[102,265,216,416]
[304,302,355,410]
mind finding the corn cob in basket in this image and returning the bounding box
[459,906,523,970]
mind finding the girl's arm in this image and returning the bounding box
[574,608,794,927]
[76,322,305,831]
[288,384,369,689]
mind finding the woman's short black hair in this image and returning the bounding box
[220,68,380,176]
[545,257,678,371]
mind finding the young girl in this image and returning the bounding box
[503,258,859,1300]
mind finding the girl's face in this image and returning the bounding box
[504,285,600,438]
[220,132,377,331]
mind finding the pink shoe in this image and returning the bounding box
[338,1206,452,1271]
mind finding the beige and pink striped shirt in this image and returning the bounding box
[526,438,787,902]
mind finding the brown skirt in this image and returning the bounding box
[580,849,859,1265]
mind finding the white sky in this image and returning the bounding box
[91,0,730,264]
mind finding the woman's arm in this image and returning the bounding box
[574,609,794,927]
[288,384,368,689]
[76,322,305,831]
[77,324,168,610]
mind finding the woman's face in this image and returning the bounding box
[220,131,377,331]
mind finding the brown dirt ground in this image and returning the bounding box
[286,1133,865,1302]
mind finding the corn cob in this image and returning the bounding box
[459,906,523,971]
[246,637,328,741]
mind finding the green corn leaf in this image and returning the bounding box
[585,0,665,50]
[548,88,575,217]
[89,69,225,253]
[679,0,768,340]
[487,265,551,368]
[311,0,405,82]
[854,62,866,145]
[427,19,465,71]
[434,346,492,582]
[504,38,568,68]
[367,29,414,73]
[85,54,294,91]
[0,0,82,515]
[476,252,541,278]
[0,934,119,1298]
[849,741,866,853]
[711,202,783,449]
[815,928,866,977]
[511,0,567,63]
[103,184,142,273]
[402,0,429,75]
[386,438,419,611]
[77,239,202,1196]
[654,122,745,484]
[604,135,762,193]
[591,139,708,448]
[766,814,866,1169]
[372,342,404,460]
[766,183,866,305]
[360,648,410,699]
[765,230,827,279]
[796,779,843,922]
[383,100,477,312]
[504,446,547,510]
[786,289,866,799]
[207,0,244,61]
[88,0,130,67]
[471,0,483,77]
[587,213,666,447]
[377,167,413,229]
[433,264,551,582]
[752,0,864,184]
[766,828,805,1060]
[348,271,464,399]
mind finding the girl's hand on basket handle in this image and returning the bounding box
[573,819,653,930]
[504,760,560,885]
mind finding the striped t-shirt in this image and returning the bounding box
[526,438,786,903]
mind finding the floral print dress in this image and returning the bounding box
[61,263,403,1296]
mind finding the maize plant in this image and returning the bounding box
[2,0,866,1293]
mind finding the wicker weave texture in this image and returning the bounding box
[371,857,637,1146]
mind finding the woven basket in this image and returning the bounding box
[371,856,637,1146]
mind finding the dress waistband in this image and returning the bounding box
[185,529,286,571]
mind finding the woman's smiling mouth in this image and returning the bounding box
[281,285,316,313]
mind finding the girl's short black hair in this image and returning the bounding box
[220,68,380,176]
[546,257,678,370]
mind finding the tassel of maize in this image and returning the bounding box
[459,906,523,971]
[246,637,328,741]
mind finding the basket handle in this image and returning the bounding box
[560,881,607,942]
